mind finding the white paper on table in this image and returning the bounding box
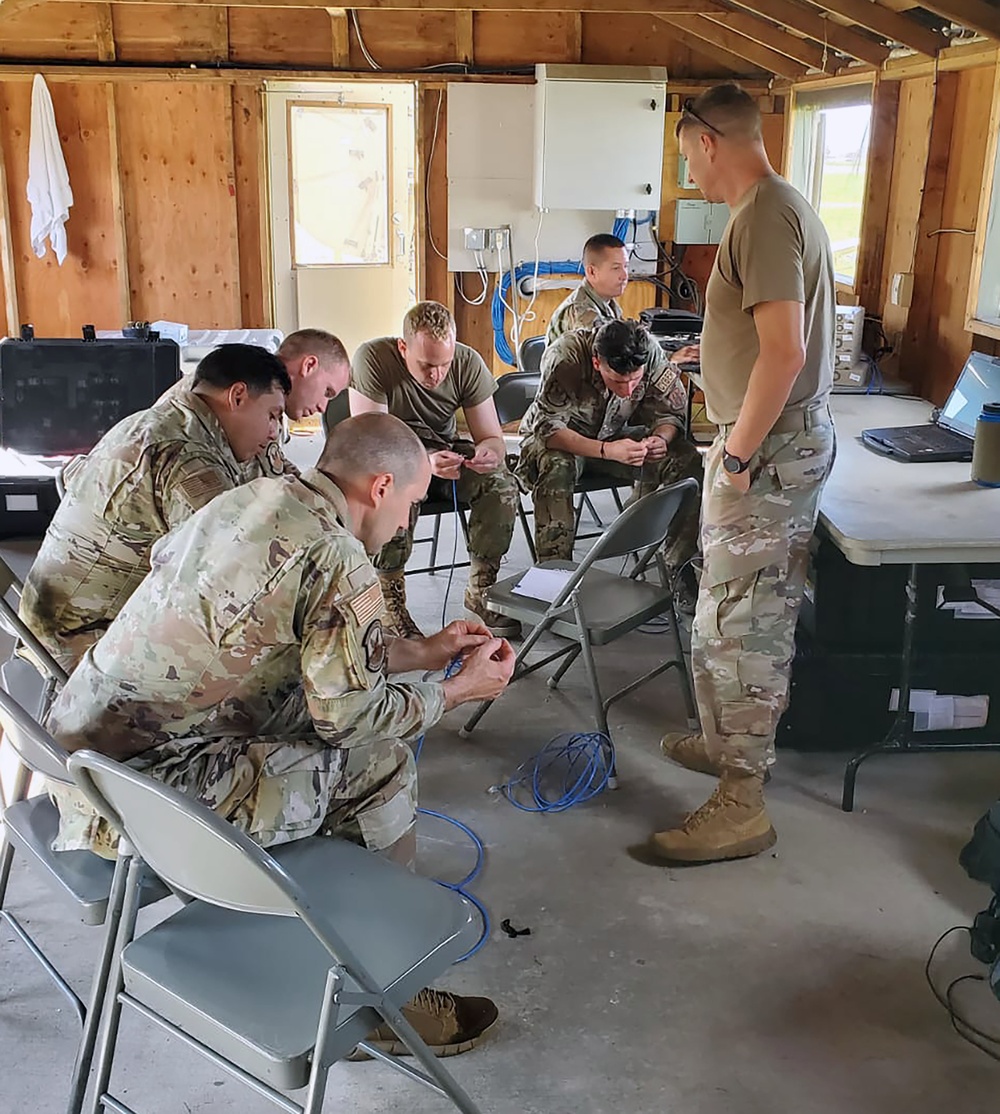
[888,688,936,714]
[889,688,990,731]
[511,567,574,603]
[936,580,1000,620]
[0,448,59,478]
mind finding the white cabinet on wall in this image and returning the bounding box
[533,65,667,211]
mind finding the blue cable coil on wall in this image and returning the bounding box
[492,216,655,365]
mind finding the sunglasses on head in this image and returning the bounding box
[681,98,725,137]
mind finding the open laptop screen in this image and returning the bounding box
[938,352,1000,439]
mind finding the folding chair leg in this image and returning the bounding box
[611,486,625,513]
[582,493,604,528]
[0,761,32,904]
[301,967,341,1114]
[429,513,442,574]
[65,853,133,1114]
[84,854,144,1114]
[517,498,536,563]
[547,644,581,690]
[670,604,699,730]
[461,616,555,736]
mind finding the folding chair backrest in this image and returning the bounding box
[517,335,546,374]
[584,478,700,566]
[493,372,541,426]
[68,749,304,918]
[0,555,69,686]
[0,682,72,784]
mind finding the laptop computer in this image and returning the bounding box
[861,352,1000,462]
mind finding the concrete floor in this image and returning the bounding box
[2,448,1000,1113]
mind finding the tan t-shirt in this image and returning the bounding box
[700,174,835,426]
[351,337,495,448]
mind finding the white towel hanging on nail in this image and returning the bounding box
[27,74,73,265]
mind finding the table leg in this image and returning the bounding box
[842,562,1000,811]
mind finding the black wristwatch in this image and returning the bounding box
[722,447,750,475]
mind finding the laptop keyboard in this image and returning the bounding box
[892,425,968,452]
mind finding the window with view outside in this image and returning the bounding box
[789,86,873,287]
[289,103,390,267]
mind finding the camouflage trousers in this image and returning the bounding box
[693,413,835,776]
[374,466,517,572]
[52,734,417,867]
[517,437,704,566]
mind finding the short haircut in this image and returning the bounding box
[402,301,456,343]
[193,344,292,396]
[318,412,428,481]
[593,319,653,376]
[278,329,349,368]
[583,233,626,265]
[675,83,762,142]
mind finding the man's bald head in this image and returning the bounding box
[318,414,431,554]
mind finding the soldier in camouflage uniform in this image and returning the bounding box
[546,233,628,343]
[350,301,519,639]
[518,319,703,589]
[46,413,515,1057]
[643,84,836,866]
[19,345,292,672]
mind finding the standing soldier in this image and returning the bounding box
[518,319,703,602]
[349,301,519,639]
[642,84,836,865]
[546,233,629,343]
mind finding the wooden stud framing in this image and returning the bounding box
[95,3,116,62]
[916,1,1000,42]
[416,84,451,310]
[39,0,726,10]
[702,8,834,72]
[659,14,809,79]
[855,77,899,314]
[0,125,18,335]
[326,8,351,67]
[729,0,889,66]
[815,0,946,57]
[105,82,131,324]
[900,71,959,388]
[568,12,582,62]
[454,10,473,65]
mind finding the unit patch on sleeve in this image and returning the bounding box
[362,619,387,675]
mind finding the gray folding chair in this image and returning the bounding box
[460,479,700,776]
[67,749,486,1114]
[0,681,168,1114]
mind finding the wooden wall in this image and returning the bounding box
[0,2,771,347]
[869,62,1000,403]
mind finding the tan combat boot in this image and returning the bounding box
[646,769,777,864]
[378,570,424,640]
[464,556,521,639]
[660,732,721,776]
[349,987,499,1060]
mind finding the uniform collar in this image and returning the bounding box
[301,468,354,529]
[580,280,614,314]
[174,388,242,469]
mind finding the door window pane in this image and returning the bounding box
[289,103,390,266]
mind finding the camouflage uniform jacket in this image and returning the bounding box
[518,329,688,460]
[45,468,445,761]
[20,388,268,672]
[546,281,623,343]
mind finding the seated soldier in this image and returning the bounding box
[20,344,293,671]
[518,319,703,604]
[546,233,629,343]
[46,413,515,1059]
[350,301,519,639]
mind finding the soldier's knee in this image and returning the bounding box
[533,449,577,492]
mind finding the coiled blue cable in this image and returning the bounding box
[492,258,584,364]
[414,653,489,962]
[498,732,615,813]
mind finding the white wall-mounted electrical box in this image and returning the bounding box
[674,199,729,245]
[534,65,667,211]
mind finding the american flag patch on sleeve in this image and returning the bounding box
[348,581,385,628]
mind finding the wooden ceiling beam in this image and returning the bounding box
[702,8,833,71]
[660,14,809,78]
[661,21,771,74]
[728,0,889,65]
[813,0,947,55]
[913,0,1000,40]
[34,0,725,10]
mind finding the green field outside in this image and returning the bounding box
[818,161,867,281]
